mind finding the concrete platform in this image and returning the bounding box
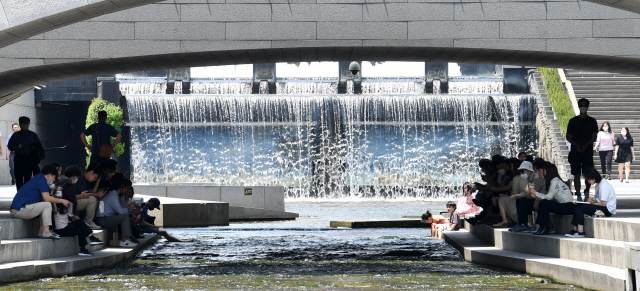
[329,218,429,228]
[443,230,629,291]
[136,194,229,228]
[0,234,159,284]
[229,206,298,221]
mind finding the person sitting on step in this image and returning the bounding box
[71,163,104,230]
[566,168,616,238]
[54,181,104,256]
[95,173,139,247]
[134,197,194,242]
[9,165,71,239]
[422,210,449,238]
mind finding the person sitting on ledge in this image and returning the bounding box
[566,168,616,238]
[71,163,104,230]
[456,182,482,216]
[54,180,104,256]
[134,197,194,242]
[95,173,139,247]
[9,165,71,239]
[422,210,449,238]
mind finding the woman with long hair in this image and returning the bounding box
[593,121,615,180]
[525,163,573,235]
[614,127,635,183]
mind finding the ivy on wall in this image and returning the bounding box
[538,67,574,134]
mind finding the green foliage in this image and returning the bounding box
[538,67,574,134]
[85,98,125,165]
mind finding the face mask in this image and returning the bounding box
[579,107,588,114]
[603,127,609,131]
[498,169,506,176]
[108,173,114,179]
[71,178,78,184]
[47,182,54,189]
[20,123,29,131]
[622,130,627,135]
[520,173,528,180]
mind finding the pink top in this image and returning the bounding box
[597,131,615,151]
[456,193,483,215]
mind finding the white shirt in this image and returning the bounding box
[596,131,615,151]
[595,179,616,214]
[54,205,74,230]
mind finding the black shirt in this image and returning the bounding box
[616,135,634,155]
[75,176,91,193]
[566,116,598,152]
[83,121,119,156]
[7,130,42,155]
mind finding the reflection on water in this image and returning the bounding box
[4,201,584,290]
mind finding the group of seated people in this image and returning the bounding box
[456,152,616,237]
[9,159,187,256]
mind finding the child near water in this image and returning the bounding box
[422,202,460,238]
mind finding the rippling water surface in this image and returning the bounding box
[3,201,585,290]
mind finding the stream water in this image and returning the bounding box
[3,201,584,290]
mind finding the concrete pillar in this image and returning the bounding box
[166,68,191,94]
[252,63,276,94]
[425,62,448,93]
[338,61,361,94]
[119,95,131,179]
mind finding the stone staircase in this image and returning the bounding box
[444,213,640,290]
[0,211,158,284]
[530,71,571,180]
[565,70,640,179]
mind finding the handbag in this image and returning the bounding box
[96,124,112,159]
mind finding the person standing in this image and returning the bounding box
[80,110,121,162]
[5,123,19,185]
[594,121,615,180]
[8,117,44,190]
[566,98,599,202]
[614,127,635,183]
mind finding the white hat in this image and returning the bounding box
[517,161,534,172]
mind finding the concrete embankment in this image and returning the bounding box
[442,214,640,291]
[330,218,428,228]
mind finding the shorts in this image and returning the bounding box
[137,225,159,234]
[436,223,451,232]
[568,150,594,176]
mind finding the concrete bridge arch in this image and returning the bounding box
[2,0,640,104]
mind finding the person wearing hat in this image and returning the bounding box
[135,197,193,242]
[494,160,545,228]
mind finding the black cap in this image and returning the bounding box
[148,197,161,210]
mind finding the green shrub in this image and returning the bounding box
[85,98,125,166]
[538,67,574,134]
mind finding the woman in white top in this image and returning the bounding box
[527,163,574,235]
[567,168,616,238]
[594,122,615,180]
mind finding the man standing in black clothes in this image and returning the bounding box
[566,98,599,201]
[80,110,121,162]
[8,116,44,190]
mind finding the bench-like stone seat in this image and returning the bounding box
[1,229,110,264]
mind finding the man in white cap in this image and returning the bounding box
[507,161,548,233]
[494,161,545,229]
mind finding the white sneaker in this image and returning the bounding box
[86,221,101,230]
[119,239,138,248]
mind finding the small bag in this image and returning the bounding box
[96,124,112,159]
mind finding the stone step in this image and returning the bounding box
[442,230,628,291]
[0,229,110,264]
[487,226,626,268]
[329,218,428,228]
[0,211,46,240]
[0,234,159,284]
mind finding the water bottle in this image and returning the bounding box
[55,186,63,198]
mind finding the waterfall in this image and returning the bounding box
[190,80,252,94]
[276,78,338,94]
[119,81,167,95]
[127,94,536,199]
[362,79,426,94]
[449,80,504,94]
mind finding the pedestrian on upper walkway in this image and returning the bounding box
[566,98,599,202]
[614,127,635,183]
[594,121,615,180]
[8,116,45,190]
[81,110,121,162]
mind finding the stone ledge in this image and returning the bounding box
[0,234,159,284]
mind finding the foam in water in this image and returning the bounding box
[190,80,252,95]
[127,93,536,199]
